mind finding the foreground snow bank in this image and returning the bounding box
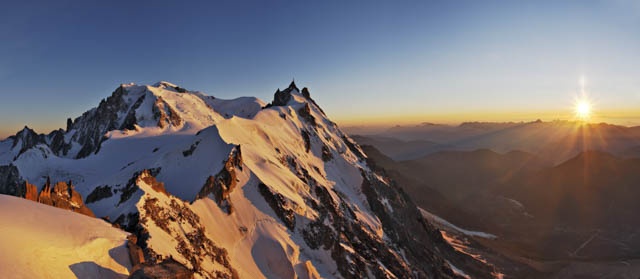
[0,195,131,279]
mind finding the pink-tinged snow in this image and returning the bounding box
[0,194,131,279]
[446,260,471,279]
[419,207,496,239]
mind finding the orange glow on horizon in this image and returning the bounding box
[333,108,639,127]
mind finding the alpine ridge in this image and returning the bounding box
[0,81,495,278]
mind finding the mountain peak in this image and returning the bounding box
[10,125,45,154]
[151,81,188,93]
[18,126,36,135]
[152,81,178,88]
[287,80,298,92]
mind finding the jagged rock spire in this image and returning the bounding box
[272,87,292,106]
[288,80,298,92]
[301,87,311,99]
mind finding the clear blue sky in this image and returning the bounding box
[1,0,639,137]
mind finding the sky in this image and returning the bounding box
[1,0,639,138]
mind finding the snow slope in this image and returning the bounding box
[0,194,131,279]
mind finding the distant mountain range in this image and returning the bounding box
[349,121,640,162]
[356,127,640,278]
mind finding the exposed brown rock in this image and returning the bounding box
[342,136,366,160]
[195,146,242,214]
[36,178,95,217]
[300,87,326,115]
[136,180,238,279]
[127,234,146,268]
[118,168,162,206]
[38,178,53,206]
[139,172,169,196]
[153,96,182,128]
[128,258,194,279]
[298,103,317,127]
[22,181,38,201]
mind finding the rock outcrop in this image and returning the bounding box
[129,258,194,279]
[127,234,146,268]
[120,171,239,279]
[21,181,38,201]
[0,165,22,196]
[153,96,182,128]
[36,178,95,217]
[269,81,299,107]
[195,146,242,214]
[85,185,114,204]
[298,103,317,127]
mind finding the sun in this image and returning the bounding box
[574,99,592,120]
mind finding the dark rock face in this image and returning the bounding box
[128,258,194,279]
[321,144,333,162]
[62,85,183,159]
[70,85,131,158]
[119,168,162,206]
[0,165,22,196]
[271,89,291,106]
[342,136,366,160]
[48,129,71,156]
[301,130,311,153]
[174,86,187,93]
[120,95,146,131]
[298,103,317,127]
[258,183,297,230]
[270,81,299,106]
[196,146,242,214]
[86,185,113,204]
[300,87,326,115]
[9,126,46,157]
[66,118,73,132]
[301,87,311,99]
[359,169,495,278]
[182,141,200,157]
[299,174,428,278]
[127,234,146,268]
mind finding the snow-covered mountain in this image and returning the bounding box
[0,81,494,278]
